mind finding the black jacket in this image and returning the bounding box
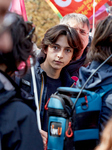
[0,70,44,150]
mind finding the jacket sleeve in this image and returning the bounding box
[100,90,112,132]
[17,102,44,150]
[1,101,44,150]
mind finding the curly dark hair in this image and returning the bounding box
[87,15,112,65]
[0,12,36,76]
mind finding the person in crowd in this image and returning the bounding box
[76,15,112,149]
[95,118,112,150]
[0,0,13,53]
[60,13,91,77]
[16,24,83,147]
[0,12,44,150]
[0,0,12,21]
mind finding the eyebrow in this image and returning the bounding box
[54,43,73,49]
[75,27,86,31]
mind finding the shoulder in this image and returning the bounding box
[2,99,36,119]
[0,99,37,135]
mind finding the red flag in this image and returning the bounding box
[46,0,109,18]
[9,0,27,21]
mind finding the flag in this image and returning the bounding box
[9,0,27,21]
[45,0,109,18]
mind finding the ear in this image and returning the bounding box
[44,50,47,54]
[44,48,48,54]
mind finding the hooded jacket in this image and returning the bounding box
[0,70,44,150]
[77,61,112,131]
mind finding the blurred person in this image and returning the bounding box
[60,13,91,77]
[95,118,112,150]
[76,15,112,149]
[0,0,12,22]
[0,12,44,150]
[0,0,13,53]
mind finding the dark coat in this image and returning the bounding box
[0,70,44,150]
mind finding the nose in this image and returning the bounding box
[57,49,64,59]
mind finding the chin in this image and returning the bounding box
[53,66,62,70]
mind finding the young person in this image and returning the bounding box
[76,15,112,149]
[0,12,44,150]
[16,24,83,146]
[60,13,91,77]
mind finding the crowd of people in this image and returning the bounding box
[0,0,112,150]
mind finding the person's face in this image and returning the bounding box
[44,35,74,71]
[0,0,12,21]
[68,20,89,51]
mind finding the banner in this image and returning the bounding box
[9,0,27,21]
[45,0,109,18]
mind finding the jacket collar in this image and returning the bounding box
[34,57,74,87]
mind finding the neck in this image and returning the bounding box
[41,62,61,79]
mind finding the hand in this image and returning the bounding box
[40,130,48,149]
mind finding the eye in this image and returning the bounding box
[53,46,58,49]
[80,29,86,35]
[65,49,71,53]
[52,45,60,51]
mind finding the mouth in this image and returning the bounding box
[54,60,63,64]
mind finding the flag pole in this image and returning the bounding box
[30,58,41,130]
[92,0,96,37]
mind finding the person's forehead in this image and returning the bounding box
[68,20,89,31]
